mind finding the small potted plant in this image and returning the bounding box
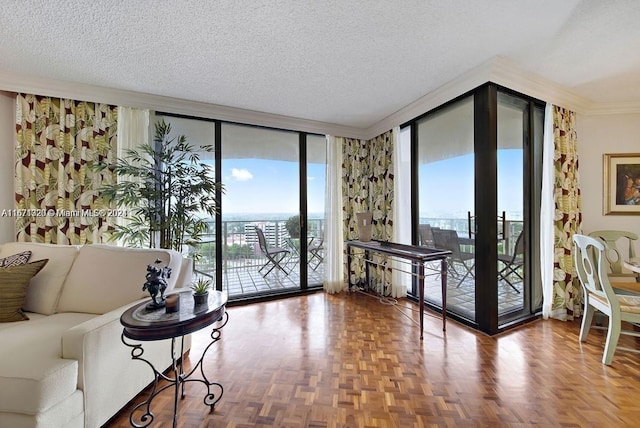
[191,278,211,305]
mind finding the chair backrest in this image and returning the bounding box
[432,229,461,254]
[588,230,638,275]
[419,224,436,246]
[508,231,525,262]
[255,227,268,254]
[573,234,619,309]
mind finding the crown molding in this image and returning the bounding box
[3,62,639,144]
[582,100,640,116]
[0,71,369,139]
[487,56,592,112]
[365,60,494,139]
[364,57,603,140]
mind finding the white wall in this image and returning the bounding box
[577,112,640,253]
[0,91,15,244]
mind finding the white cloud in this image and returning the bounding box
[231,168,253,181]
[307,176,316,181]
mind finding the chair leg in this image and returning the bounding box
[272,254,289,275]
[579,303,595,342]
[501,275,521,293]
[259,253,288,276]
[309,250,323,271]
[603,314,621,365]
[454,261,475,287]
[498,264,522,293]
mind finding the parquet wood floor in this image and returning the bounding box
[103,291,640,428]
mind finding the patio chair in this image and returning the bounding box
[497,231,524,293]
[419,224,437,247]
[308,237,324,271]
[573,234,640,365]
[255,227,290,276]
[432,228,475,287]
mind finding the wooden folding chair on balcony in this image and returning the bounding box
[255,227,290,276]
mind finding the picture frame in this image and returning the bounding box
[603,153,640,215]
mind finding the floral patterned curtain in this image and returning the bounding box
[15,94,117,244]
[342,130,395,294]
[551,105,583,320]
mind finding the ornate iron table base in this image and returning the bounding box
[121,310,228,428]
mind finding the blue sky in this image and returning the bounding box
[217,159,326,216]
[205,149,523,220]
[419,149,524,219]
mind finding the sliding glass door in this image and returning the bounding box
[409,84,544,335]
[496,91,544,324]
[306,134,327,285]
[416,96,476,321]
[156,114,325,301]
[221,123,300,297]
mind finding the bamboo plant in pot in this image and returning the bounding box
[95,119,223,253]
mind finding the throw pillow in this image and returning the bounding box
[0,250,32,268]
[0,259,48,322]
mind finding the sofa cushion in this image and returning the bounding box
[57,244,183,315]
[0,259,48,322]
[0,243,80,315]
[0,250,31,267]
[0,312,94,415]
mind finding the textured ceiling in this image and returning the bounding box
[1,0,639,129]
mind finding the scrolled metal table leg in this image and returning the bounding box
[181,311,229,411]
[121,333,180,427]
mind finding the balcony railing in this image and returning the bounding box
[188,218,325,300]
[191,216,520,301]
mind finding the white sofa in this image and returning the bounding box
[0,242,193,428]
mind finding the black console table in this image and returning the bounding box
[120,290,228,428]
[346,240,451,339]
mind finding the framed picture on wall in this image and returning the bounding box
[603,153,640,215]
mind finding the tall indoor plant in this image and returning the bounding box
[97,119,222,251]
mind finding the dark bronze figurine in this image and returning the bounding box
[143,259,172,309]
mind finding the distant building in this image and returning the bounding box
[245,222,287,247]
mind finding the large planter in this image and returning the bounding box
[356,212,373,242]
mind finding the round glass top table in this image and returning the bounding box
[120,290,228,428]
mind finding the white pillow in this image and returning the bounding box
[0,243,80,315]
[57,244,182,315]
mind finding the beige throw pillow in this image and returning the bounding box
[0,259,48,322]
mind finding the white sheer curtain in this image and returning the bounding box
[391,126,411,297]
[115,106,149,244]
[541,102,555,319]
[116,106,149,160]
[323,135,345,293]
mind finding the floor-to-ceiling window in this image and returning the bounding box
[497,92,526,316]
[306,134,327,285]
[415,95,477,321]
[221,123,302,297]
[496,90,544,326]
[156,114,325,301]
[149,114,218,284]
[406,84,543,335]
